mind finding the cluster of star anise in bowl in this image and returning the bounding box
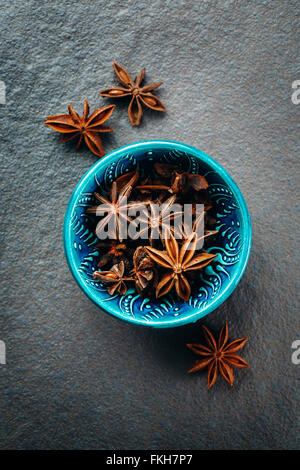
[86,162,218,302]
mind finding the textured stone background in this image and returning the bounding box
[0,0,299,450]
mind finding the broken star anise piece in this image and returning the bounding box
[131,246,157,293]
[146,232,217,301]
[44,98,115,158]
[95,241,128,268]
[112,170,139,195]
[171,171,208,194]
[136,164,208,195]
[187,322,249,389]
[93,261,134,295]
[100,62,166,126]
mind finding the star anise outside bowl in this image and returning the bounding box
[63,141,251,328]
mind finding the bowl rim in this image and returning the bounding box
[63,140,252,328]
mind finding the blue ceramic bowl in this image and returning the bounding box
[64,140,251,328]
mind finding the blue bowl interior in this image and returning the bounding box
[64,141,251,327]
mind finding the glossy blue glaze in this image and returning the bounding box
[63,141,252,328]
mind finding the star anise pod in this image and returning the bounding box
[95,240,127,268]
[86,172,138,241]
[93,261,134,295]
[44,98,115,157]
[136,164,208,195]
[100,62,166,126]
[178,211,218,245]
[128,195,182,244]
[130,246,157,293]
[187,323,249,389]
[171,171,208,194]
[146,232,217,301]
[111,170,139,195]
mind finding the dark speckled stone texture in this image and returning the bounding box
[0,0,299,450]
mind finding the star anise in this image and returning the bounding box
[86,172,138,241]
[178,210,218,245]
[111,170,139,195]
[136,164,208,195]
[44,98,115,158]
[130,246,157,293]
[95,240,128,268]
[93,261,134,295]
[146,232,217,301]
[100,62,166,126]
[187,323,249,389]
[128,195,182,244]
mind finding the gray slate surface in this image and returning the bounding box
[0,0,299,450]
